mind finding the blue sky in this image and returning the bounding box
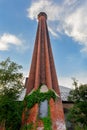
[0,0,87,88]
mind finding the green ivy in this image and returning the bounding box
[21,123,33,130]
[24,89,57,109]
[23,88,57,129]
[75,126,87,130]
[41,106,52,130]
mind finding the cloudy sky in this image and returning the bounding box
[0,0,87,88]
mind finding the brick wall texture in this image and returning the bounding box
[22,12,66,130]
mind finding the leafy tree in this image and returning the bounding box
[67,79,87,129]
[0,58,24,130]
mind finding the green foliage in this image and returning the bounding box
[0,58,24,130]
[22,88,55,130]
[0,57,23,92]
[24,88,56,109]
[67,101,87,126]
[68,84,87,102]
[72,77,78,88]
[0,94,24,130]
[21,123,33,130]
[75,125,87,130]
[41,106,52,130]
[68,79,87,128]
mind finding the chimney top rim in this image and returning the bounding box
[38,12,47,20]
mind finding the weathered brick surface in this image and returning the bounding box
[37,120,44,130]
[34,20,41,90]
[27,104,38,124]
[0,126,5,130]
[26,12,61,95]
[26,13,59,92]
[21,109,26,125]
[47,33,60,95]
[22,12,66,130]
[26,25,39,94]
[49,98,66,130]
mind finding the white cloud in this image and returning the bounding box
[63,4,87,52]
[59,73,87,89]
[27,0,61,21]
[27,0,87,53]
[64,0,79,6]
[0,33,22,51]
[48,26,58,38]
[59,77,73,88]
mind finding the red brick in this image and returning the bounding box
[22,12,66,130]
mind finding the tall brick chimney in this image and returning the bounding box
[21,12,66,130]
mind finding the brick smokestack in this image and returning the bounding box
[26,12,61,95]
[22,12,66,130]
